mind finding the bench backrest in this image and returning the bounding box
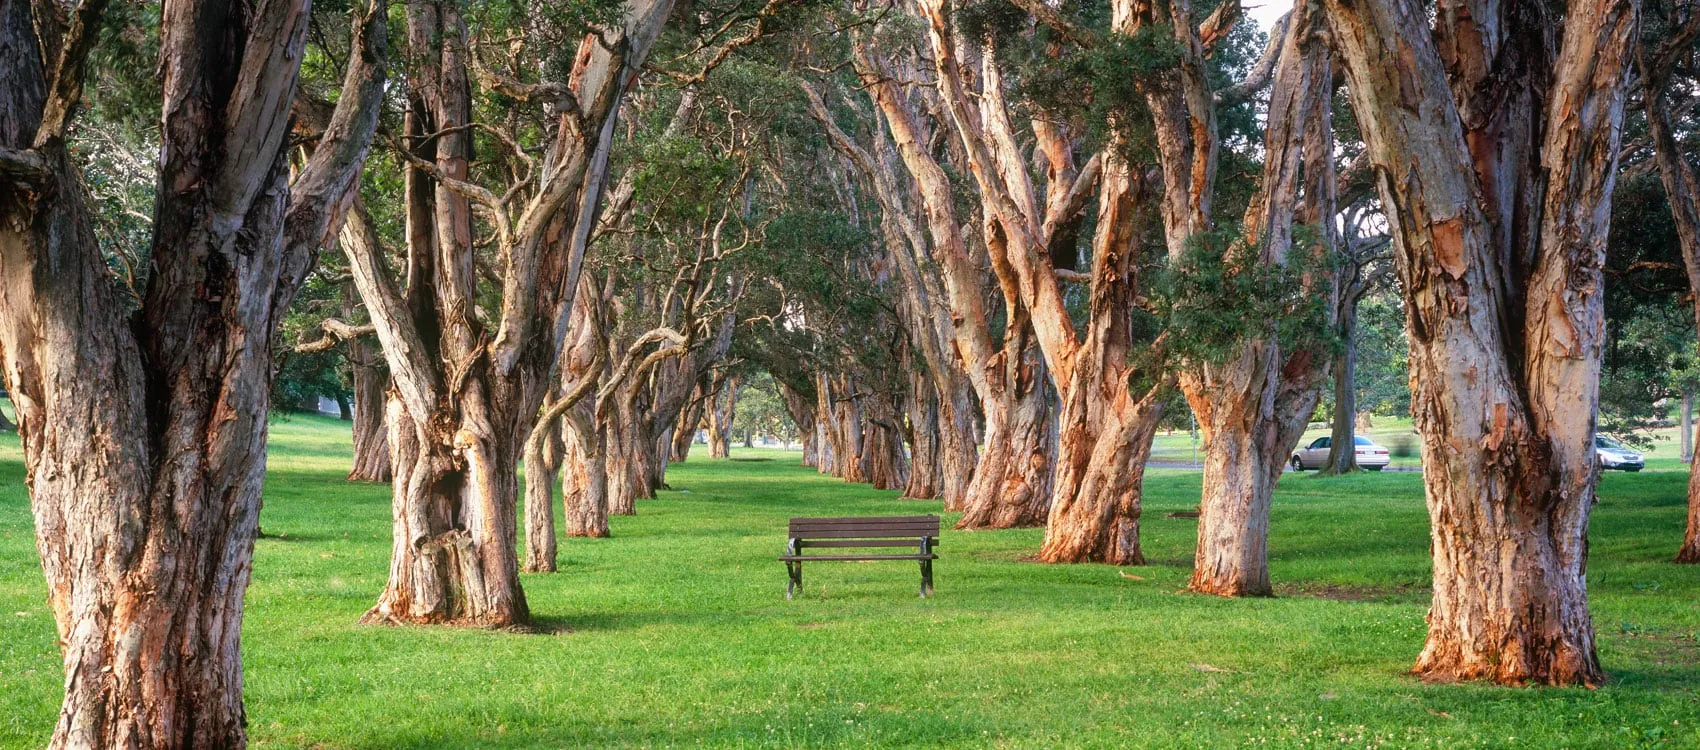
[788,515,940,542]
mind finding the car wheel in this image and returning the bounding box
[1291,456,1304,472]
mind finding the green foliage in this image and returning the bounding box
[731,372,794,441]
[632,137,739,225]
[1598,171,1692,448]
[1149,229,1338,367]
[1354,296,1411,418]
[1012,22,1183,162]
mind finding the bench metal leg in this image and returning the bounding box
[920,559,933,598]
[786,561,801,600]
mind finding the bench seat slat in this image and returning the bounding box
[787,527,937,539]
[788,520,938,530]
[778,554,938,561]
[797,539,930,548]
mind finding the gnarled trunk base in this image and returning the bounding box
[1188,425,1280,597]
[1037,387,1162,565]
[363,399,529,627]
[1413,503,1602,685]
[956,339,1054,529]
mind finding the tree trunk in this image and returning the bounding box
[903,364,944,500]
[708,375,737,458]
[363,396,528,625]
[671,385,705,462]
[779,382,818,467]
[957,334,1058,529]
[605,396,650,515]
[1682,392,1693,464]
[860,387,912,491]
[1327,0,1635,685]
[1681,427,1700,562]
[1183,342,1322,595]
[348,337,393,481]
[0,0,387,743]
[522,411,564,573]
[563,405,610,537]
[1321,311,1360,475]
[1036,317,1164,564]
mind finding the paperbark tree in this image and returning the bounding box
[560,279,613,538]
[902,358,946,499]
[0,0,388,743]
[1638,7,1700,563]
[837,44,1058,526]
[1147,0,1341,596]
[1325,0,1637,685]
[801,79,984,510]
[1320,206,1391,476]
[671,383,708,461]
[348,334,393,481]
[708,374,739,457]
[908,0,1174,561]
[346,0,676,626]
[778,380,819,466]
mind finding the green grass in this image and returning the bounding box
[2,414,1699,747]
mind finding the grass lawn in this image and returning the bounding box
[2,413,1698,747]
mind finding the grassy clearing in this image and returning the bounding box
[1,414,1698,747]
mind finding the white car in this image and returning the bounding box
[1595,435,1644,472]
[1290,436,1390,471]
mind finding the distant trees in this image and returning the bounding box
[346,0,676,626]
[1637,0,1700,563]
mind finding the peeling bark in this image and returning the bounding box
[1326,0,1637,685]
[839,46,1056,523]
[1181,1,1337,597]
[910,3,1165,551]
[0,0,388,742]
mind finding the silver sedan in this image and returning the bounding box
[1291,436,1391,471]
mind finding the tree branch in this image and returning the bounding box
[294,318,377,353]
[1215,10,1291,104]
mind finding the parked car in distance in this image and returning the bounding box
[1595,435,1644,472]
[1291,435,1390,471]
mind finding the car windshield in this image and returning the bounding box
[1596,435,1627,451]
[1354,436,1374,446]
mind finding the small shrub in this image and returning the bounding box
[1389,433,1418,459]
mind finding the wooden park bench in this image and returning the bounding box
[779,515,939,599]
